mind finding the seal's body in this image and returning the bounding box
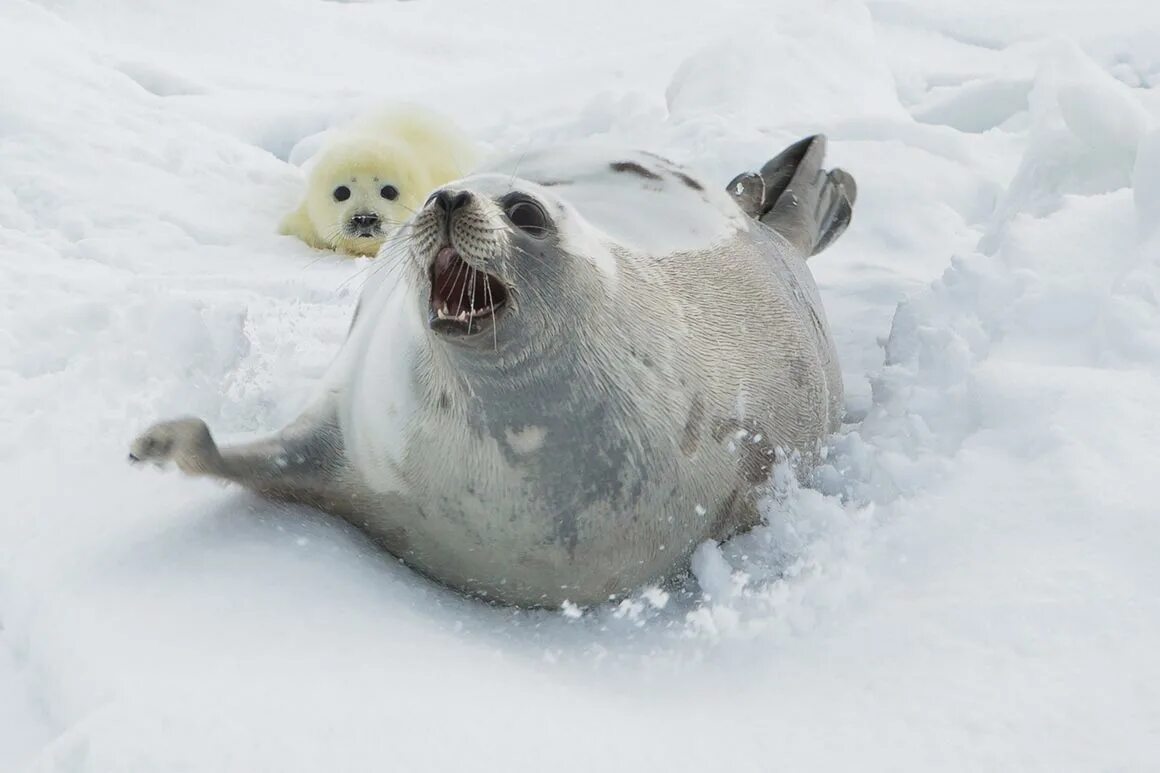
[279,105,478,257]
[133,136,856,607]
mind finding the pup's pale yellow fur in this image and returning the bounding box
[280,106,478,257]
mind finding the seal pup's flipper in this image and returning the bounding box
[129,408,349,510]
[726,134,857,257]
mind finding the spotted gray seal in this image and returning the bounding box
[129,134,856,607]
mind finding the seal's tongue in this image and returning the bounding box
[429,247,507,325]
[433,245,458,276]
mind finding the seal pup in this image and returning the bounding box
[279,105,479,257]
[131,135,856,608]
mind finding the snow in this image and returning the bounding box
[2,0,1159,770]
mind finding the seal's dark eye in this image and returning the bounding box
[333,186,351,202]
[505,199,549,236]
[380,185,399,201]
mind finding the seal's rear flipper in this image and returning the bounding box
[726,134,857,258]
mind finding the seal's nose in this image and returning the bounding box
[431,189,472,214]
[350,213,380,229]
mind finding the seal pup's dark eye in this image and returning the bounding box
[505,199,549,237]
[380,185,399,201]
[333,186,351,202]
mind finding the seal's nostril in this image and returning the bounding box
[432,189,472,214]
[350,213,380,229]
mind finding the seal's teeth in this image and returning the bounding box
[435,303,499,323]
[459,305,493,320]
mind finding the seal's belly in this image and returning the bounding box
[360,483,734,607]
[339,309,837,606]
[343,402,765,607]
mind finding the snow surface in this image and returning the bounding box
[2,0,1159,770]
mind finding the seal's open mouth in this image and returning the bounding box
[428,246,508,334]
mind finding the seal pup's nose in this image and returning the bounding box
[431,189,472,214]
[350,213,380,229]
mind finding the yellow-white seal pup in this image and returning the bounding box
[132,135,856,607]
[279,105,478,257]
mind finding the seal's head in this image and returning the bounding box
[292,138,423,257]
[280,106,480,258]
[404,173,617,360]
[403,144,746,362]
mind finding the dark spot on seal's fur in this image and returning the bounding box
[711,418,738,443]
[707,488,741,539]
[674,171,704,191]
[535,179,572,187]
[610,161,661,180]
[739,439,776,485]
[641,150,677,165]
[476,362,650,558]
[712,418,777,485]
[680,396,705,455]
[438,390,451,411]
[711,491,763,541]
[637,152,705,191]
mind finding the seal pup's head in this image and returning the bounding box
[280,106,479,258]
[288,138,424,257]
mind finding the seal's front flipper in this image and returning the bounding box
[726,134,857,257]
[129,409,346,509]
[130,417,227,475]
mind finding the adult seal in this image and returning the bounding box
[129,135,857,608]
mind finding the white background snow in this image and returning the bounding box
[2,0,1159,769]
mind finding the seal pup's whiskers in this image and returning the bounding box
[392,201,419,219]
[334,226,416,296]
